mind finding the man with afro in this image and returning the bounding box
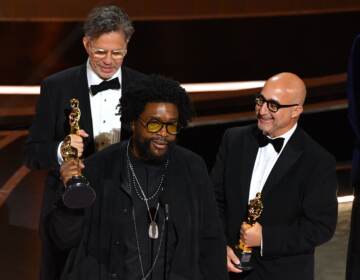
[50,75,229,280]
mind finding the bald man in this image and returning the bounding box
[211,73,338,280]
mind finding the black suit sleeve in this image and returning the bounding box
[47,205,85,251]
[45,152,102,251]
[25,80,61,169]
[262,156,338,257]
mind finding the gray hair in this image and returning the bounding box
[83,5,134,41]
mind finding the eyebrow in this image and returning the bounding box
[259,94,280,104]
[148,117,178,123]
[94,48,126,51]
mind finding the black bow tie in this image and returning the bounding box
[257,133,284,153]
[90,77,121,95]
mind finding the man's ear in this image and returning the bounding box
[291,105,303,118]
[83,36,91,55]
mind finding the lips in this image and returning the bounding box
[259,117,272,122]
[100,67,115,73]
[151,139,168,151]
[258,114,273,122]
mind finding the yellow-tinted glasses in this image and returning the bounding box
[138,117,180,135]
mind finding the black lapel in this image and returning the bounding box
[261,127,304,197]
[119,67,133,141]
[239,127,261,209]
[227,126,259,221]
[121,67,129,92]
[70,64,95,156]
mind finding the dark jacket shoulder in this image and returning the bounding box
[122,66,147,80]
[221,124,257,146]
[295,128,336,163]
[171,144,207,168]
[43,64,85,84]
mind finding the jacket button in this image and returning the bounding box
[110,272,119,278]
[123,208,128,214]
[114,240,120,246]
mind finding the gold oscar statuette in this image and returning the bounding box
[61,98,96,209]
[234,192,263,271]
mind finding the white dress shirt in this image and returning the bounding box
[86,61,122,151]
[248,124,297,202]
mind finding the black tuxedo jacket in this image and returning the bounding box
[24,64,147,280]
[211,124,338,280]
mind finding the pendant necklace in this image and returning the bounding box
[127,140,168,239]
[131,207,165,280]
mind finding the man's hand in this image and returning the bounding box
[60,159,85,185]
[241,222,262,247]
[69,129,89,158]
[226,245,243,273]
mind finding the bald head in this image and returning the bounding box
[265,72,307,105]
[256,72,306,137]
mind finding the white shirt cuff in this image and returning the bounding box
[57,141,64,165]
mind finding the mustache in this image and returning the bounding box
[257,113,272,119]
[151,136,169,143]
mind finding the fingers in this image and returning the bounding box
[77,129,89,138]
[68,133,85,157]
[226,246,242,273]
[241,222,252,232]
[60,159,84,185]
[78,160,85,169]
[64,130,88,158]
[241,222,262,247]
[240,222,251,243]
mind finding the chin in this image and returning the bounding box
[149,150,167,161]
[258,127,271,136]
[257,123,266,132]
[147,144,174,163]
[99,72,114,79]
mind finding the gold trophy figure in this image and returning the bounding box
[61,98,96,209]
[234,192,263,271]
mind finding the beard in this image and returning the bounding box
[132,136,174,164]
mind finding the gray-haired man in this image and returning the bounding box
[25,5,147,280]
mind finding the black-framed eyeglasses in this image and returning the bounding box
[138,117,180,135]
[255,94,298,113]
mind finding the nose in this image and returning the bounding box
[259,101,269,114]
[158,125,168,137]
[103,52,112,64]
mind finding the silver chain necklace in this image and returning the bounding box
[126,140,168,239]
[129,161,167,202]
